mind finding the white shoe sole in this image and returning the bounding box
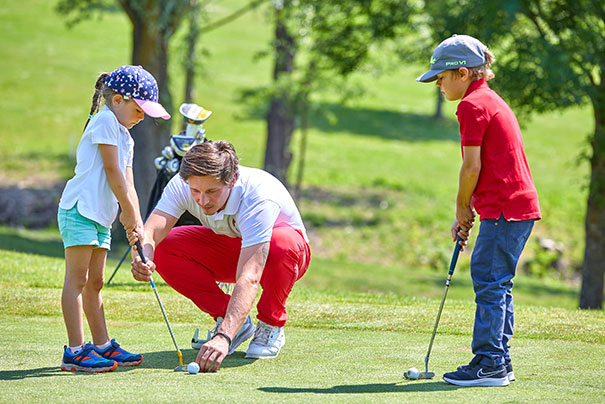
[61,362,117,373]
[508,371,515,381]
[443,376,510,387]
[244,349,281,359]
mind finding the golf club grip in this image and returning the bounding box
[448,236,463,276]
[134,240,147,264]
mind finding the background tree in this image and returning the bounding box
[57,0,194,208]
[259,0,413,185]
[183,0,202,106]
[412,0,604,308]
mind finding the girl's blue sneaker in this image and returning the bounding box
[61,344,117,373]
[93,339,143,366]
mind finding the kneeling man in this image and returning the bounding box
[130,141,311,372]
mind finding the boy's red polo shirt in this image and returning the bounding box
[456,80,541,221]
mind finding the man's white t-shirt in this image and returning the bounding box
[155,166,308,248]
[59,106,134,228]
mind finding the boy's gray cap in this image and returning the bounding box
[416,34,487,82]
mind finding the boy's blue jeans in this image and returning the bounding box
[470,214,534,368]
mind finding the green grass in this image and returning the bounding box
[0,228,604,403]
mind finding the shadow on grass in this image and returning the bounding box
[439,273,579,300]
[139,349,255,371]
[0,350,254,380]
[241,100,459,142]
[0,367,63,380]
[0,233,64,258]
[310,103,459,142]
[259,381,461,394]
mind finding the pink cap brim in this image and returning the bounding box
[134,99,171,120]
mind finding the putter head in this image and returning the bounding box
[403,367,435,380]
[173,350,188,372]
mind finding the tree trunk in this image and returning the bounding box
[129,17,174,213]
[184,0,200,106]
[264,6,296,185]
[579,91,605,309]
[294,98,308,201]
[434,86,443,119]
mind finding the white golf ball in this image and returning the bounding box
[187,361,200,374]
[405,367,420,380]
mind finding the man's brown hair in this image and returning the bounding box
[179,141,239,184]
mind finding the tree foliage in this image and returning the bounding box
[258,0,414,183]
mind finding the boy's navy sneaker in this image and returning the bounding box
[93,339,143,366]
[61,345,117,373]
[505,359,515,381]
[443,356,510,387]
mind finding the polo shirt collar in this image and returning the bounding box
[462,79,488,99]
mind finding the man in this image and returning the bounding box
[130,140,311,372]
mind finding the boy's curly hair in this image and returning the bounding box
[467,48,495,81]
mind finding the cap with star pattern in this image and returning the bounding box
[104,65,170,119]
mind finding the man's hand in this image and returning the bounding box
[196,334,229,372]
[130,247,155,282]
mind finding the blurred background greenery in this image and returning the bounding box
[0,0,599,307]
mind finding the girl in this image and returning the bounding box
[58,65,170,372]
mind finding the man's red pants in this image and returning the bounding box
[154,225,310,327]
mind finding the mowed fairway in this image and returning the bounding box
[1,229,604,403]
[1,0,604,403]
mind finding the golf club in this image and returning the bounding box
[107,246,132,285]
[134,240,188,372]
[404,235,462,380]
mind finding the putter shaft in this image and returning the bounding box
[423,237,462,374]
[135,240,184,367]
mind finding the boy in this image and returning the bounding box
[417,34,541,387]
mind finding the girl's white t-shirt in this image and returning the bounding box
[59,106,134,228]
[155,166,309,248]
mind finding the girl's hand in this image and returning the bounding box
[120,209,138,233]
[126,223,144,246]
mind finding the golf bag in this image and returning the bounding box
[107,103,212,285]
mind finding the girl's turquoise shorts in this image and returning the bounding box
[57,204,111,250]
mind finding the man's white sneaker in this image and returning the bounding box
[191,316,255,355]
[244,320,285,359]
